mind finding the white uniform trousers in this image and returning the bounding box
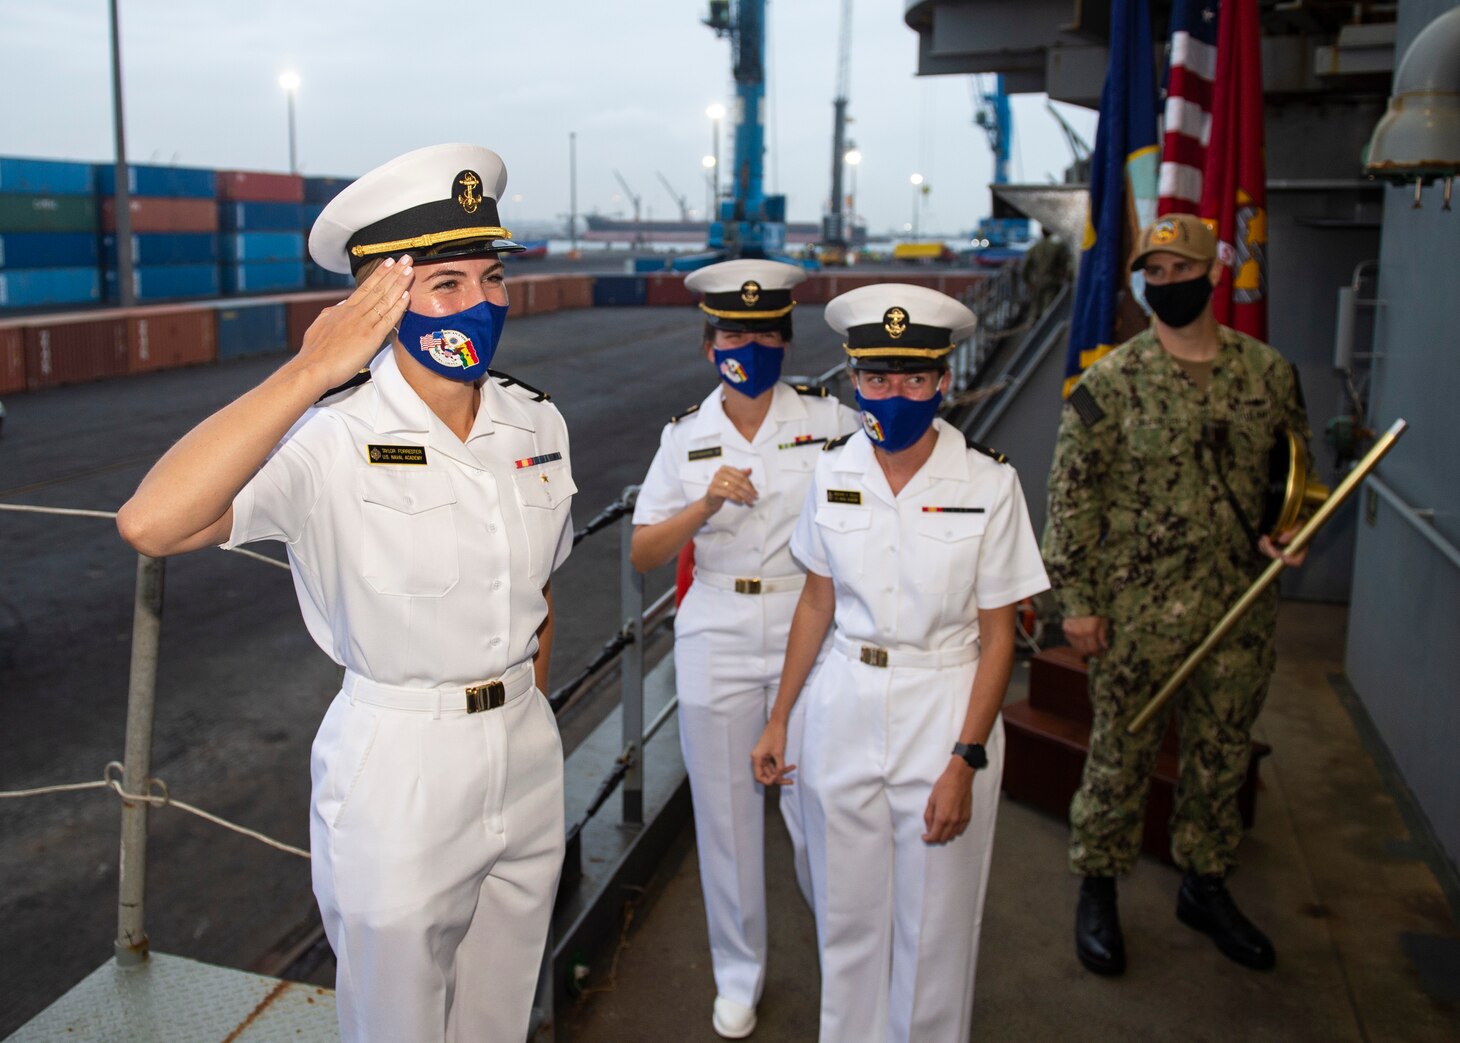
[674,581,812,1008]
[800,644,1005,1043]
[309,664,565,1043]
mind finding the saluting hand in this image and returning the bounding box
[751,721,794,787]
[705,466,757,516]
[297,255,415,392]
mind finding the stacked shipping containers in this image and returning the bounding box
[302,176,353,290]
[98,163,221,302]
[0,158,102,310]
[217,171,306,295]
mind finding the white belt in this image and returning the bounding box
[343,660,537,716]
[832,632,979,670]
[693,567,806,595]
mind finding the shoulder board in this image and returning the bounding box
[315,368,372,404]
[669,403,701,424]
[793,383,829,397]
[965,436,1010,465]
[823,433,854,452]
[489,369,550,402]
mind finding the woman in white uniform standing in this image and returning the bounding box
[630,259,859,1038]
[117,144,574,1043]
[752,284,1049,1043]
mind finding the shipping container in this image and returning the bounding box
[938,273,985,299]
[303,176,350,204]
[301,202,325,226]
[797,275,831,305]
[216,301,288,359]
[644,274,697,308]
[285,292,348,350]
[220,260,305,295]
[103,232,219,266]
[520,275,562,316]
[592,275,647,307]
[0,268,102,309]
[306,263,354,290]
[220,231,304,263]
[0,322,26,394]
[217,201,306,232]
[556,275,594,311]
[0,193,98,233]
[0,157,94,196]
[94,163,217,199]
[216,171,305,203]
[105,264,220,302]
[127,306,216,373]
[0,232,99,269]
[102,196,218,233]
[23,314,128,389]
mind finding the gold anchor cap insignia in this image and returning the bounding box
[883,307,908,339]
[740,280,761,306]
[455,169,483,214]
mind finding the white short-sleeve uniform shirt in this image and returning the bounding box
[633,381,859,590]
[225,348,575,687]
[792,418,1048,648]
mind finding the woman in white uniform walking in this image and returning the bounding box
[752,284,1049,1043]
[630,259,859,1038]
[117,144,574,1043]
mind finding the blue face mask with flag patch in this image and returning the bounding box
[396,300,507,383]
[854,389,943,453]
[713,341,784,399]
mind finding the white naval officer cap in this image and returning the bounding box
[824,283,977,372]
[684,258,807,333]
[308,143,524,275]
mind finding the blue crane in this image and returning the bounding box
[973,74,1012,186]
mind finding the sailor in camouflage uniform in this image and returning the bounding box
[1043,214,1310,977]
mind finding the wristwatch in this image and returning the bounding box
[951,742,988,770]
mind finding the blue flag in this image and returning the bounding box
[1064,0,1160,397]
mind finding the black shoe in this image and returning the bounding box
[1075,876,1127,976]
[1176,871,1276,970]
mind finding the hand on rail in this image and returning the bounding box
[704,466,757,516]
[297,255,414,391]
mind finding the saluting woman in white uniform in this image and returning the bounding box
[752,285,1049,1043]
[117,145,575,1043]
[630,259,859,1039]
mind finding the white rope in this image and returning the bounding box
[0,503,118,519]
[0,762,310,860]
[0,502,290,570]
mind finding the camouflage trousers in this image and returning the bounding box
[1068,607,1276,877]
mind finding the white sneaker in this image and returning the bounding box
[712,995,757,1038]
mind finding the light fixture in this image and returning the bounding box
[1364,6,1460,210]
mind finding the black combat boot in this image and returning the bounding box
[1176,871,1276,970]
[1075,875,1127,975]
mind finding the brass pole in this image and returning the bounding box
[1127,418,1409,734]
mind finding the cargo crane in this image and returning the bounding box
[656,170,691,222]
[820,0,854,264]
[968,74,1032,260]
[612,169,645,245]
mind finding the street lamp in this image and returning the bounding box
[706,103,726,216]
[702,155,717,228]
[909,173,925,240]
[844,148,862,245]
[278,71,301,174]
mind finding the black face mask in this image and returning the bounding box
[1143,273,1213,328]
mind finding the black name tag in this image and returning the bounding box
[688,447,723,461]
[827,489,862,505]
[367,444,428,465]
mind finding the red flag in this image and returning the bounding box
[1200,0,1267,340]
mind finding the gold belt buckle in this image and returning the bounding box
[734,577,763,595]
[860,646,889,668]
[465,680,506,713]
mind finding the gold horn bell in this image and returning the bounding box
[1263,428,1330,536]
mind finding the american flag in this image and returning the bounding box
[1157,0,1220,216]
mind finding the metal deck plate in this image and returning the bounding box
[7,952,337,1042]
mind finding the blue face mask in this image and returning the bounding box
[854,388,943,453]
[713,340,784,399]
[395,300,508,383]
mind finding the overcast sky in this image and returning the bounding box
[2,1,1097,238]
